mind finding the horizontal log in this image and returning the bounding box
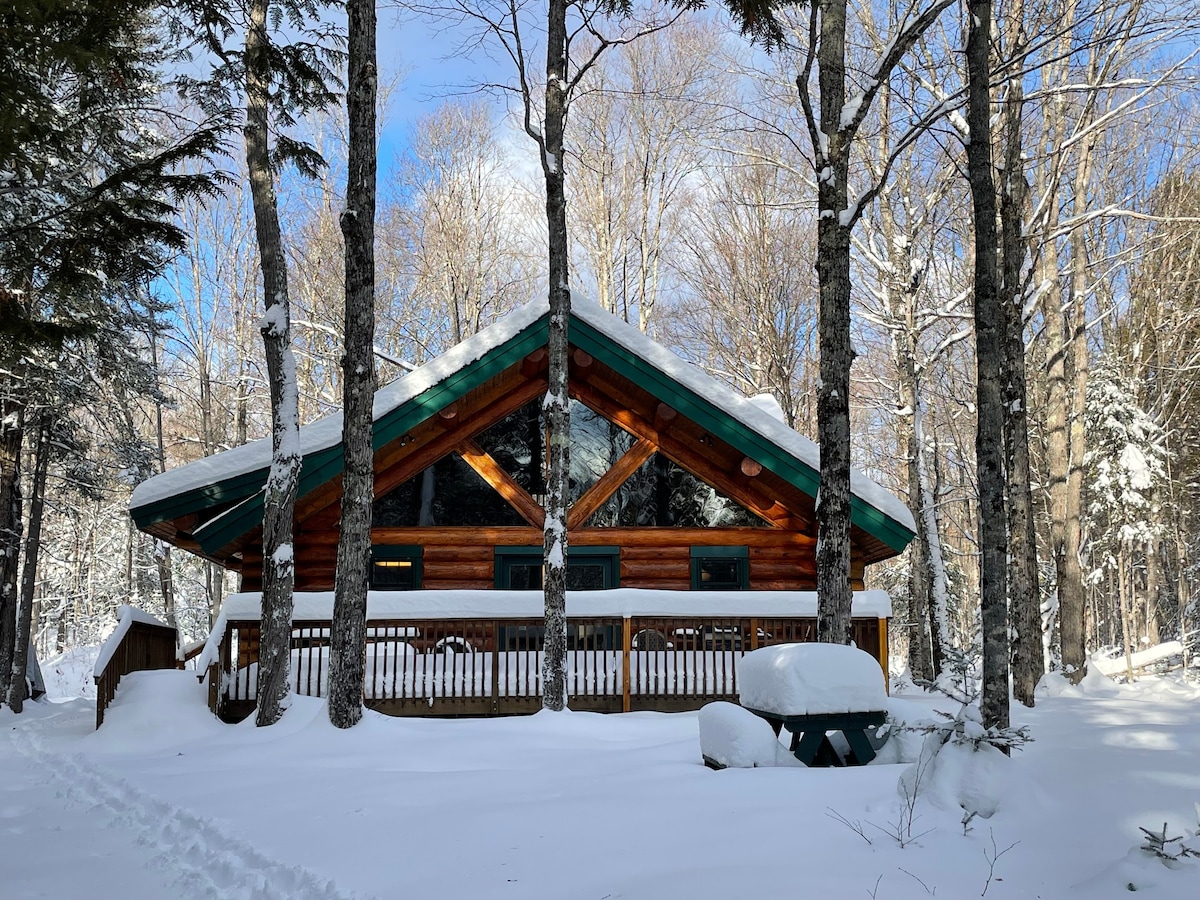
[747,579,816,591]
[749,561,817,580]
[740,457,763,477]
[423,560,493,581]
[619,547,691,561]
[619,578,691,590]
[290,527,826,549]
[421,545,494,563]
[620,559,691,579]
[748,542,815,558]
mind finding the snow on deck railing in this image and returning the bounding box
[196,589,891,673]
[93,605,171,678]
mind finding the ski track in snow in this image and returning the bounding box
[9,714,366,900]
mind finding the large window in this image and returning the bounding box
[494,546,619,590]
[475,398,635,506]
[690,546,749,590]
[372,453,529,528]
[584,453,768,529]
[369,545,422,590]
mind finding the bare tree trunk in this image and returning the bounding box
[902,374,933,682]
[1118,540,1135,680]
[541,0,571,711]
[8,416,49,712]
[813,0,854,645]
[966,0,1010,734]
[0,399,24,701]
[245,0,300,727]
[1144,537,1160,646]
[999,4,1041,707]
[1057,187,1091,681]
[329,0,377,729]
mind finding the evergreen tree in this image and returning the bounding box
[0,0,223,705]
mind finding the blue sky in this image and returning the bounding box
[374,7,523,168]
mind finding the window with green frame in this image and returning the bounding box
[494,546,619,590]
[369,545,423,590]
[690,546,749,590]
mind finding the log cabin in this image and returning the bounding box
[130,299,915,718]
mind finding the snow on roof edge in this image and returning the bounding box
[572,301,915,533]
[132,297,912,536]
[130,301,550,513]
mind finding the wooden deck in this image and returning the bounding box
[210,615,885,721]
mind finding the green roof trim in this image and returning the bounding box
[568,317,915,554]
[141,304,913,558]
[189,319,550,555]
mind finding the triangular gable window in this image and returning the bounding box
[473,398,636,506]
[373,453,528,528]
[583,452,768,528]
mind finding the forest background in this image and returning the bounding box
[2,0,1198,701]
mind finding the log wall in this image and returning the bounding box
[238,526,868,592]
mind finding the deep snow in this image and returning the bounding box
[3,667,1199,899]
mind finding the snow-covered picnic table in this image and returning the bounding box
[737,643,888,766]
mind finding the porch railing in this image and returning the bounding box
[94,606,179,728]
[210,615,883,721]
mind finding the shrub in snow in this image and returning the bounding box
[888,658,1032,830]
[1138,821,1199,864]
[697,701,784,769]
[737,643,887,716]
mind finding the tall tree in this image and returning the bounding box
[329,0,378,728]
[408,0,702,710]
[176,0,342,725]
[785,0,955,643]
[997,0,1042,706]
[965,0,1009,733]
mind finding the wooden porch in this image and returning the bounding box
[208,610,886,721]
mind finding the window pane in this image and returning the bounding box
[508,563,542,590]
[696,558,741,590]
[474,398,635,506]
[371,559,415,590]
[584,452,768,528]
[566,563,606,591]
[373,453,528,527]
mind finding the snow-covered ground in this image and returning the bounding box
[3,668,1199,899]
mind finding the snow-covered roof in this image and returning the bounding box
[130,302,548,512]
[131,298,914,540]
[571,302,914,532]
[94,605,173,678]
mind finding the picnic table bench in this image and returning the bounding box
[737,642,890,767]
[744,707,887,766]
